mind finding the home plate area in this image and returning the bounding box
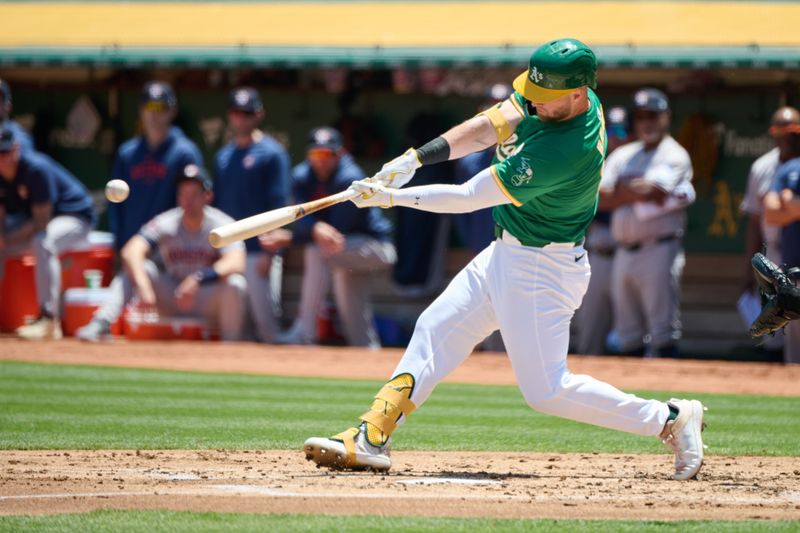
[1,450,799,521]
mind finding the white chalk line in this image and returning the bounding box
[2,484,797,507]
[0,491,154,501]
[207,484,526,501]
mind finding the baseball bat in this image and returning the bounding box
[208,188,360,248]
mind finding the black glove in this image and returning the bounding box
[749,253,800,337]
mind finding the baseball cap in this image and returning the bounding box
[0,125,16,151]
[176,164,212,192]
[513,38,597,104]
[307,127,342,152]
[632,88,669,113]
[228,87,263,113]
[769,107,800,136]
[605,106,629,139]
[140,81,177,110]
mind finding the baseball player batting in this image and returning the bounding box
[303,38,707,481]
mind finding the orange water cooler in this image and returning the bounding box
[0,253,38,332]
[60,232,115,290]
[124,310,215,341]
[61,288,123,337]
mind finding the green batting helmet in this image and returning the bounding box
[513,38,598,103]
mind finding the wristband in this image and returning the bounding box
[194,267,219,284]
[416,137,450,166]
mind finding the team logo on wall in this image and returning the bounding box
[511,157,533,186]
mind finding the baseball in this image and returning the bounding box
[105,179,129,203]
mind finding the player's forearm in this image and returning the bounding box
[764,205,797,226]
[120,237,153,294]
[439,116,498,160]
[211,249,246,277]
[597,189,621,211]
[4,221,35,247]
[124,257,153,300]
[420,101,520,164]
[388,168,509,214]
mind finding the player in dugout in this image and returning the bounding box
[87,164,247,341]
[0,125,95,340]
[78,81,203,341]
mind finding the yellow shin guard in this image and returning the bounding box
[333,374,416,453]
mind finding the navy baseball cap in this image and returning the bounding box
[140,81,177,110]
[605,106,629,139]
[228,87,263,113]
[177,164,212,192]
[632,88,669,113]
[307,127,342,151]
[0,125,16,151]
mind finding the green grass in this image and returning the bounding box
[0,511,797,533]
[1,360,799,456]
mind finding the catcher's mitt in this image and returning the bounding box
[749,253,800,337]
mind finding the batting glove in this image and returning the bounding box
[371,148,421,188]
[350,180,394,209]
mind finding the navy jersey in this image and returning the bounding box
[291,153,392,243]
[2,120,34,152]
[0,150,94,224]
[213,134,290,253]
[772,157,800,268]
[108,126,202,250]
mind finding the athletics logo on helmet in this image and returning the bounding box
[513,38,598,104]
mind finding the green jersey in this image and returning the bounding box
[490,89,606,246]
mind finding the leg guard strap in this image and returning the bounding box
[332,426,359,466]
[375,384,417,417]
[360,410,398,435]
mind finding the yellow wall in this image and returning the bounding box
[1,2,798,48]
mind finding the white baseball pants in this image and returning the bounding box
[393,236,669,437]
[292,235,396,348]
[34,215,92,319]
[244,253,282,343]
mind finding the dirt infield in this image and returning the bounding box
[2,339,800,521]
[2,450,799,521]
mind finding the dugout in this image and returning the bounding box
[1,1,799,358]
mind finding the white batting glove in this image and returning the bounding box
[350,180,394,209]
[371,148,421,188]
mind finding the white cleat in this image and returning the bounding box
[16,317,62,340]
[303,425,391,471]
[660,398,707,480]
